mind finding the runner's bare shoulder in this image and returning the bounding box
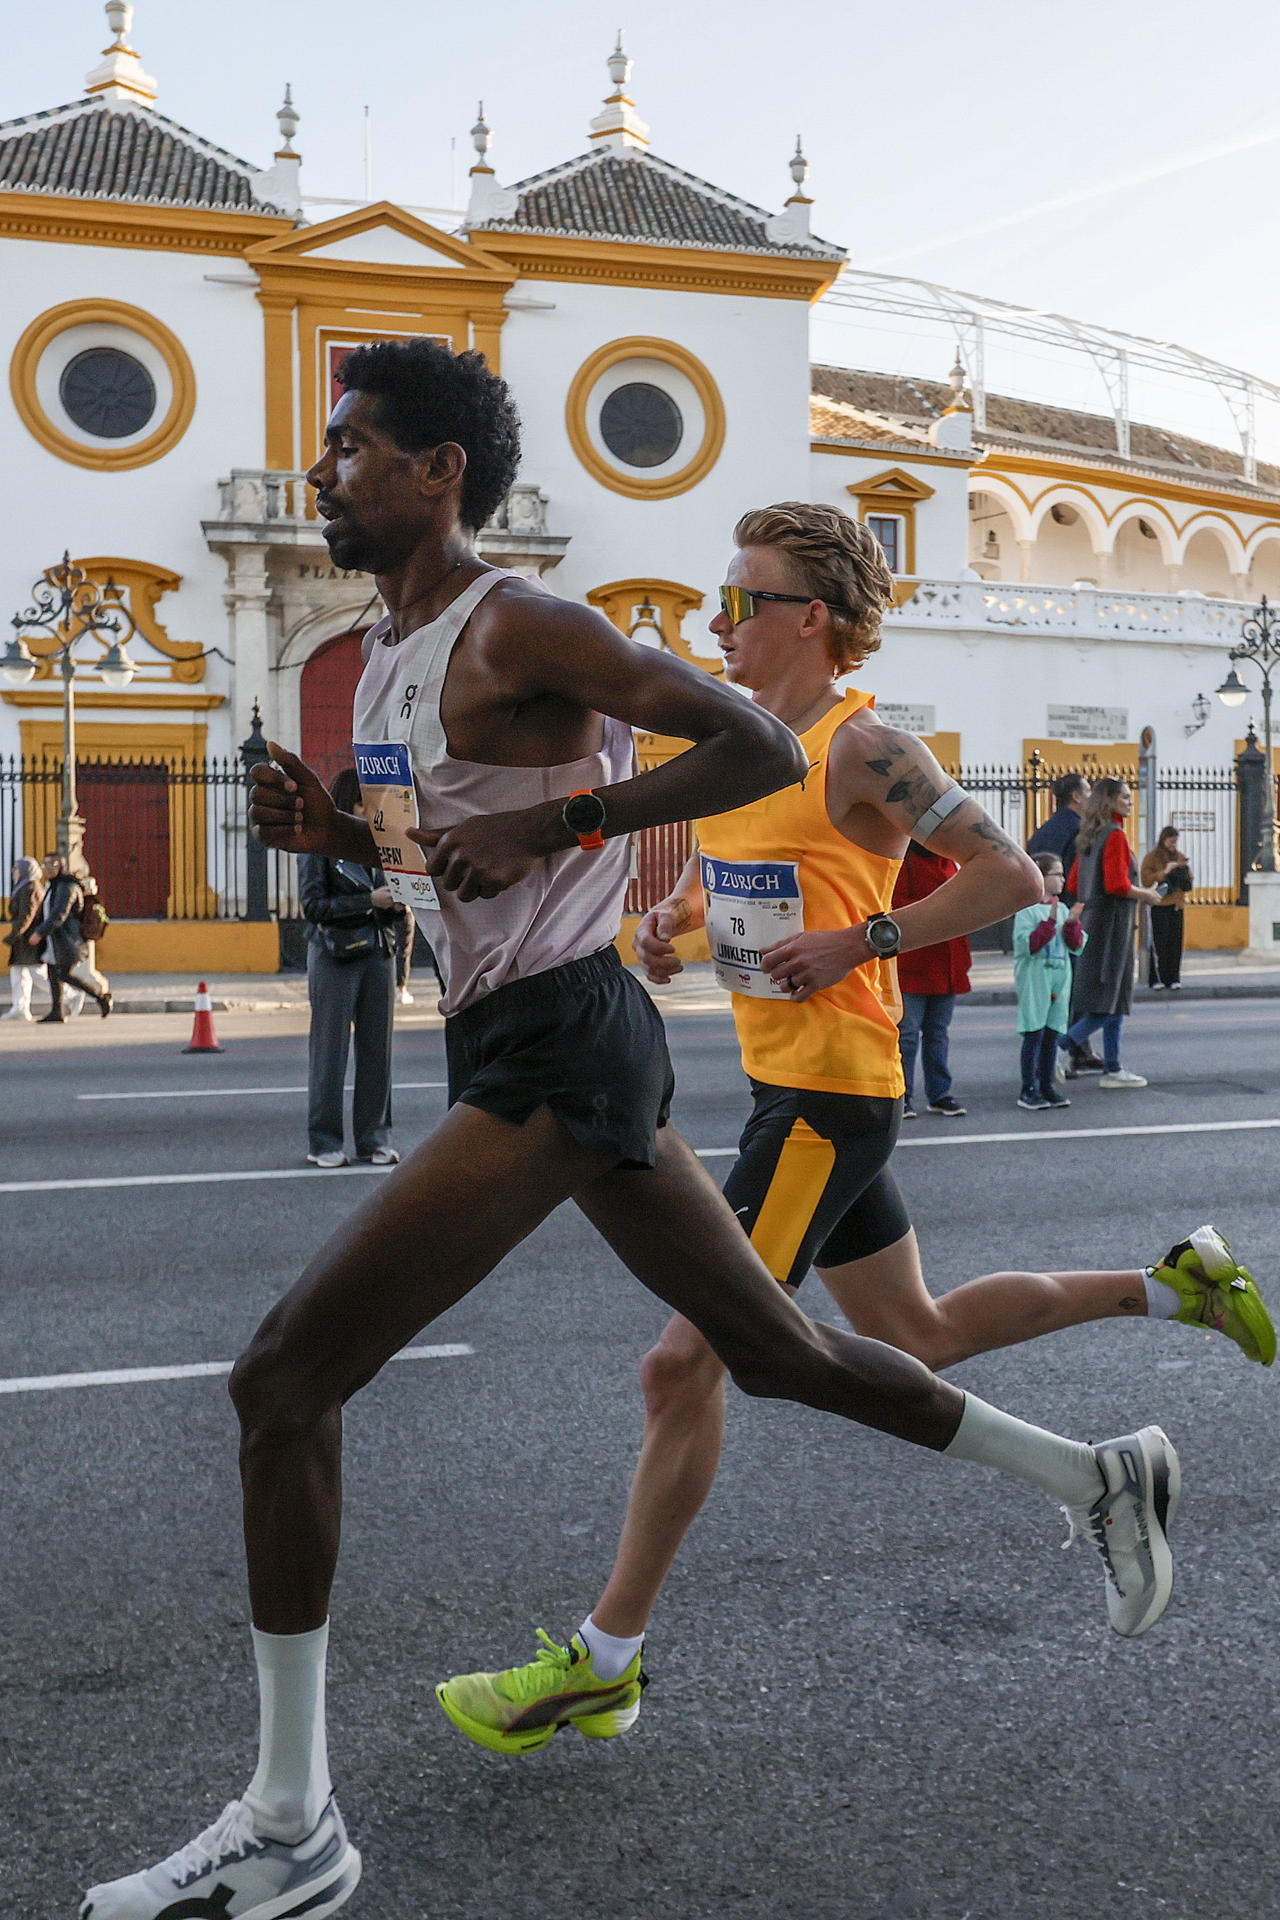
[466,571,649,696]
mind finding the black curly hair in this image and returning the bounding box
[335,339,521,532]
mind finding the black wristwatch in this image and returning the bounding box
[562,788,607,850]
[864,912,902,959]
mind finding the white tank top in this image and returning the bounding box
[351,568,635,1015]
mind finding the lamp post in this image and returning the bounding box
[1,552,137,874]
[1218,596,1280,874]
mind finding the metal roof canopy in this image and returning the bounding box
[820,268,1280,484]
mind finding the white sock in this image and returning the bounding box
[578,1614,644,1682]
[944,1392,1103,1509]
[242,1622,332,1844]
[1143,1266,1180,1320]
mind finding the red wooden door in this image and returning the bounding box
[80,762,170,918]
[301,629,369,791]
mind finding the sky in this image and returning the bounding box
[11,0,1280,454]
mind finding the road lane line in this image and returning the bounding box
[5,1114,1277,1194]
[695,1116,1280,1157]
[77,1081,446,1100]
[0,1344,473,1396]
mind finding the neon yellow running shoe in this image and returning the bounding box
[435,1631,646,1756]
[1150,1224,1276,1366]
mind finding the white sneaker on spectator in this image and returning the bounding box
[1098,1069,1147,1088]
[397,987,414,1005]
[306,1150,348,1169]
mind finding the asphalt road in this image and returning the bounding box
[3,993,1279,1920]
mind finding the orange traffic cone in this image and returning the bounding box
[183,980,224,1054]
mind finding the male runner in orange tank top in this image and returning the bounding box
[436,501,1270,1756]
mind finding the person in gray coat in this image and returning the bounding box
[1059,777,1161,1088]
[5,856,48,1019]
[30,852,112,1021]
[299,768,400,1168]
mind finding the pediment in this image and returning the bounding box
[245,203,513,279]
[847,466,936,503]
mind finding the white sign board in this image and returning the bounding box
[878,703,937,736]
[1170,810,1215,834]
[1047,705,1129,743]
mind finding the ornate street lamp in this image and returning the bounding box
[1218,596,1279,874]
[2,552,138,872]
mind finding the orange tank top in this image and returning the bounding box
[697,689,904,1097]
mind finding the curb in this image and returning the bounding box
[965,982,1280,1007]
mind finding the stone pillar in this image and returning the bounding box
[1017,539,1033,583]
[224,547,274,750]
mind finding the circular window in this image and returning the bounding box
[599,383,683,469]
[59,348,157,439]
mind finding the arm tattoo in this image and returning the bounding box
[886,770,941,818]
[864,741,906,778]
[969,814,1024,863]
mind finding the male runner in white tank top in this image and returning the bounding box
[436,502,1270,1758]
[83,347,1198,1920]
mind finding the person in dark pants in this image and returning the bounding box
[1062,777,1162,1087]
[892,840,970,1116]
[300,768,400,1169]
[31,852,112,1021]
[1141,825,1193,989]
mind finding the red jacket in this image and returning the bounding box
[892,845,971,997]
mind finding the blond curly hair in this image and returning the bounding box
[733,501,895,673]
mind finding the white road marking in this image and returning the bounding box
[78,1081,446,1100]
[695,1116,1280,1157]
[0,1344,472,1396]
[0,1167,389,1194]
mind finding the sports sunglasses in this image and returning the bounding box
[718,584,854,624]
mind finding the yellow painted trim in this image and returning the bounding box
[105,920,280,973]
[0,189,291,257]
[474,230,842,303]
[261,292,296,472]
[813,438,975,468]
[10,300,196,471]
[982,449,1280,521]
[587,577,718,672]
[3,690,224,709]
[245,201,516,277]
[1023,738,1140,776]
[566,337,725,500]
[1183,904,1247,950]
[848,467,934,579]
[19,719,214,918]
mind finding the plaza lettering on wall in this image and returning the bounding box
[295,564,363,580]
[1046,705,1129,744]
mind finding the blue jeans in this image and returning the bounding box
[899,992,955,1104]
[1063,1011,1124,1074]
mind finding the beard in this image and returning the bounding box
[323,514,389,574]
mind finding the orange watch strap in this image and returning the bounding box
[567,788,605,850]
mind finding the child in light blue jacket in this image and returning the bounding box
[1013,852,1086,1110]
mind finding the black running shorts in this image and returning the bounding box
[722,1080,911,1288]
[445,947,674,1170]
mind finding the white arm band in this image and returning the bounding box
[913,783,970,846]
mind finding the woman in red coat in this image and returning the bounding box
[893,841,971,1117]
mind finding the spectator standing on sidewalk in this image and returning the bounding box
[893,840,970,1118]
[299,768,400,1170]
[1141,825,1193,990]
[1027,771,1089,886]
[4,856,47,1020]
[1061,777,1161,1088]
[31,852,112,1021]
[1013,853,1085,1110]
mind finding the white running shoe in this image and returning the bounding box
[369,1146,400,1166]
[306,1151,348,1169]
[1062,1426,1180,1637]
[397,987,414,1005]
[80,1795,361,1919]
[1098,1069,1147,1088]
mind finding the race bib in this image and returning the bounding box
[702,855,803,998]
[352,740,440,912]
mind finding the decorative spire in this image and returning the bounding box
[942,354,973,416]
[765,135,812,242]
[84,2,157,108]
[257,82,302,216]
[588,30,650,153]
[466,101,518,224]
[277,83,299,152]
[929,352,975,454]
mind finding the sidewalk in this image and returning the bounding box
[4,948,1276,1018]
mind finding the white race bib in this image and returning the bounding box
[352,740,440,912]
[702,854,803,998]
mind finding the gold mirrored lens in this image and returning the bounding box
[719,585,755,624]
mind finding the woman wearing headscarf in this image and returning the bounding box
[30,852,113,1021]
[1140,824,1193,989]
[4,856,47,1020]
[1060,778,1161,1087]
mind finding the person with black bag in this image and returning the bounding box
[31,851,112,1021]
[1141,824,1193,989]
[300,769,400,1168]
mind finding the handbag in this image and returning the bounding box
[317,919,380,964]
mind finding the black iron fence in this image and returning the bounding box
[2,741,1272,927]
